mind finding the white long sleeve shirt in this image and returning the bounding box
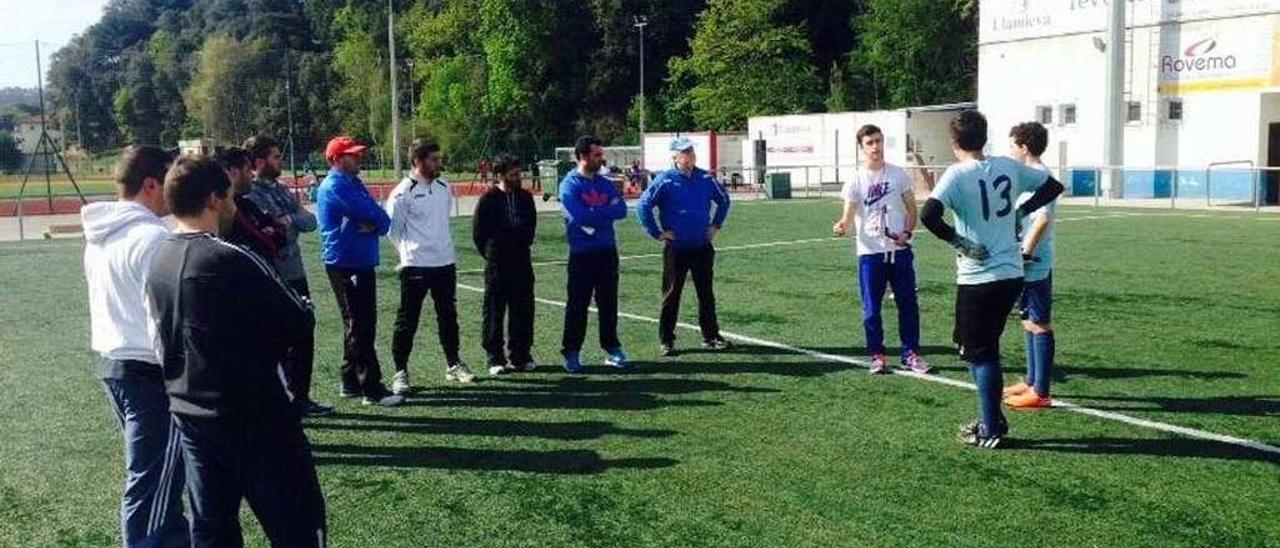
[385,175,457,269]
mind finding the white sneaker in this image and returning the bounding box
[391,370,411,396]
[445,362,476,383]
[488,364,511,376]
[362,393,405,407]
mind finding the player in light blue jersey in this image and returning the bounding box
[919,110,1064,448]
[1003,122,1057,410]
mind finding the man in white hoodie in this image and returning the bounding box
[386,140,472,392]
[82,145,189,547]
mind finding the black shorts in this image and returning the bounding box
[953,277,1024,364]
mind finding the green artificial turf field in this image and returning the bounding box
[1,199,1276,547]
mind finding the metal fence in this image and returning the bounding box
[690,163,1279,212]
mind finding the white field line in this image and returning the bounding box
[462,210,1268,274]
[459,237,842,274]
[1057,211,1277,222]
[455,282,1280,458]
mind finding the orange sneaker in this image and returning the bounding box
[1004,391,1052,410]
[1002,382,1032,397]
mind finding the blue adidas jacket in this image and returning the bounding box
[636,167,731,249]
[315,169,391,269]
[558,170,628,254]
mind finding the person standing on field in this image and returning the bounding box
[315,136,403,407]
[473,153,539,375]
[82,145,189,547]
[832,125,932,375]
[242,136,330,417]
[386,140,474,389]
[636,136,732,358]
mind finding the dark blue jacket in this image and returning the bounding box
[315,169,391,269]
[636,167,731,249]
[558,170,628,254]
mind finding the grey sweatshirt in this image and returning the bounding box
[245,176,317,281]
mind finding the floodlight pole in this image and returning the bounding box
[634,16,648,139]
[1102,0,1126,198]
[388,0,402,179]
[284,53,297,179]
[407,59,416,140]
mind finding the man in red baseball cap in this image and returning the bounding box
[314,136,402,407]
[324,136,368,166]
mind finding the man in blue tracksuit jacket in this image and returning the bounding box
[315,136,403,406]
[558,136,630,373]
[637,137,732,356]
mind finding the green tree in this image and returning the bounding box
[667,0,823,131]
[331,2,393,160]
[825,61,850,113]
[148,29,191,146]
[186,35,270,144]
[48,36,121,151]
[112,49,163,145]
[402,0,488,162]
[849,0,977,109]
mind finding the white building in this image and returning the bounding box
[178,139,216,156]
[980,0,1280,203]
[12,116,62,154]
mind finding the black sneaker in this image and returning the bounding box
[297,400,335,417]
[338,383,361,399]
[362,388,406,407]
[510,355,537,372]
[659,342,676,357]
[702,337,732,350]
[957,420,1007,449]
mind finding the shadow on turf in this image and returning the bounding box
[1055,366,1247,381]
[400,390,721,411]
[311,444,679,474]
[1008,437,1280,464]
[310,413,676,441]
[1064,394,1280,417]
[456,377,781,395]
[634,359,860,377]
[698,344,955,359]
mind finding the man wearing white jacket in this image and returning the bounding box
[386,140,472,392]
[81,145,189,547]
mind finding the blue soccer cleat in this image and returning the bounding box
[604,348,630,370]
[563,352,584,374]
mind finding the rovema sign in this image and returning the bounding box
[1161,38,1239,76]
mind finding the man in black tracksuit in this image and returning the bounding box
[146,156,327,547]
[473,154,538,374]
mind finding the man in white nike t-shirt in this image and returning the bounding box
[832,125,932,375]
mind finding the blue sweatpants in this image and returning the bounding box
[175,405,327,548]
[101,361,189,548]
[857,249,921,359]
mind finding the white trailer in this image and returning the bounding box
[743,103,973,190]
[642,131,746,183]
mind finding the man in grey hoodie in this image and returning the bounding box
[242,136,330,417]
[82,145,189,547]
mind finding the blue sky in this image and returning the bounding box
[0,0,107,89]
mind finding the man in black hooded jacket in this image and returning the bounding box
[472,154,538,374]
